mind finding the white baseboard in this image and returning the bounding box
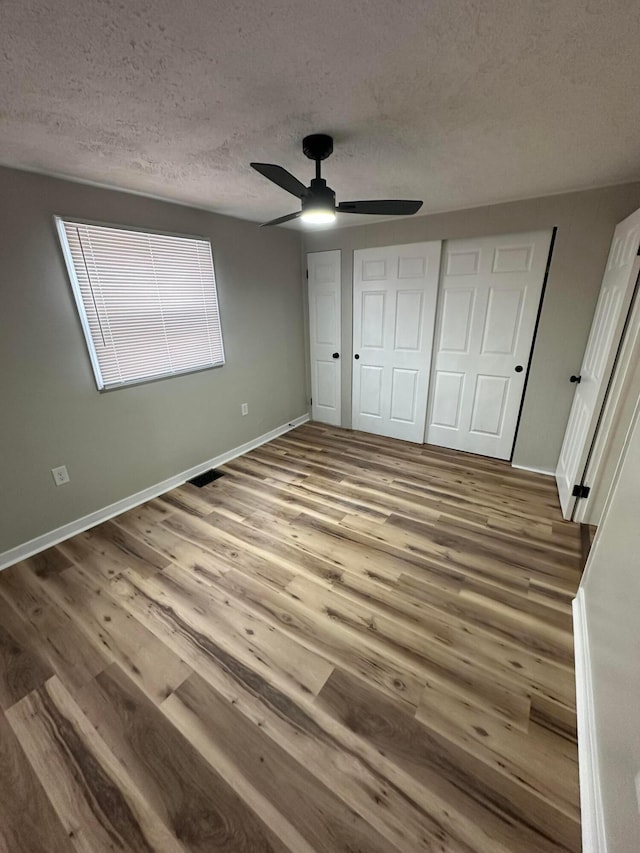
[0,413,310,572]
[511,463,555,477]
[573,587,608,853]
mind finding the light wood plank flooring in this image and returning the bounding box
[0,423,582,852]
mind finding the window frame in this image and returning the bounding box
[54,216,225,392]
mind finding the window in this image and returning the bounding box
[56,218,225,390]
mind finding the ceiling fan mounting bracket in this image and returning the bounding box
[303,134,333,162]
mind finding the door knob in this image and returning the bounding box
[354,354,360,360]
[515,365,523,373]
[332,352,340,359]
[570,374,582,384]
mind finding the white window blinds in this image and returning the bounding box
[56,218,225,390]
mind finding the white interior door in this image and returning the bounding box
[426,230,552,460]
[352,242,441,443]
[308,250,341,426]
[555,208,640,519]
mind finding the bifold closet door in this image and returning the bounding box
[352,242,441,443]
[426,230,552,460]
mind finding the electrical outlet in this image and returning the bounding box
[241,403,248,416]
[51,465,70,486]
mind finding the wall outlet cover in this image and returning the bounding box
[51,465,70,486]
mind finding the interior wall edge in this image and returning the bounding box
[572,588,609,853]
[0,414,310,572]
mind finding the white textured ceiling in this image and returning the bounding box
[1,0,639,227]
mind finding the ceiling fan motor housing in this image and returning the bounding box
[303,178,336,214]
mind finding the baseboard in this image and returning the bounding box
[511,463,555,477]
[573,587,608,853]
[0,413,310,572]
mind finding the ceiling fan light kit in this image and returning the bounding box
[300,178,336,224]
[251,134,423,227]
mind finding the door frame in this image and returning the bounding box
[573,271,640,523]
[555,208,640,519]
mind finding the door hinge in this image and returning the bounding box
[637,243,640,256]
[572,484,591,499]
[306,269,309,279]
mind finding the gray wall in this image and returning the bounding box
[304,183,640,471]
[0,167,307,554]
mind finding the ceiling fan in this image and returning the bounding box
[251,134,423,227]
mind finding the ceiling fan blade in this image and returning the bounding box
[337,200,423,216]
[251,163,308,199]
[260,211,302,228]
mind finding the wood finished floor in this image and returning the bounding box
[0,423,582,852]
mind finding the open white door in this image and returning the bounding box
[352,242,441,443]
[426,230,552,460]
[308,250,341,426]
[555,208,640,519]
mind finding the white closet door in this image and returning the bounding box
[556,208,640,519]
[308,250,342,426]
[352,242,441,443]
[427,230,552,460]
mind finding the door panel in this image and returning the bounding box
[470,375,509,435]
[482,289,523,354]
[353,242,441,443]
[360,366,383,416]
[362,292,385,347]
[492,243,533,273]
[446,248,480,276]
[432,372,465,428]
[315,361,337,410]
[440,289,475,352]
[555,208,640,518]
[390,368,418,421]
[308,251,341,426]
[427,230,552,459]
[394,291,423,349]
[313,290,336,344]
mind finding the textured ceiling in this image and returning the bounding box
[1,0,639,228]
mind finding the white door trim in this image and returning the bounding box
[573,587,608,853]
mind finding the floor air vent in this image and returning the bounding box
[187,469,225,488]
